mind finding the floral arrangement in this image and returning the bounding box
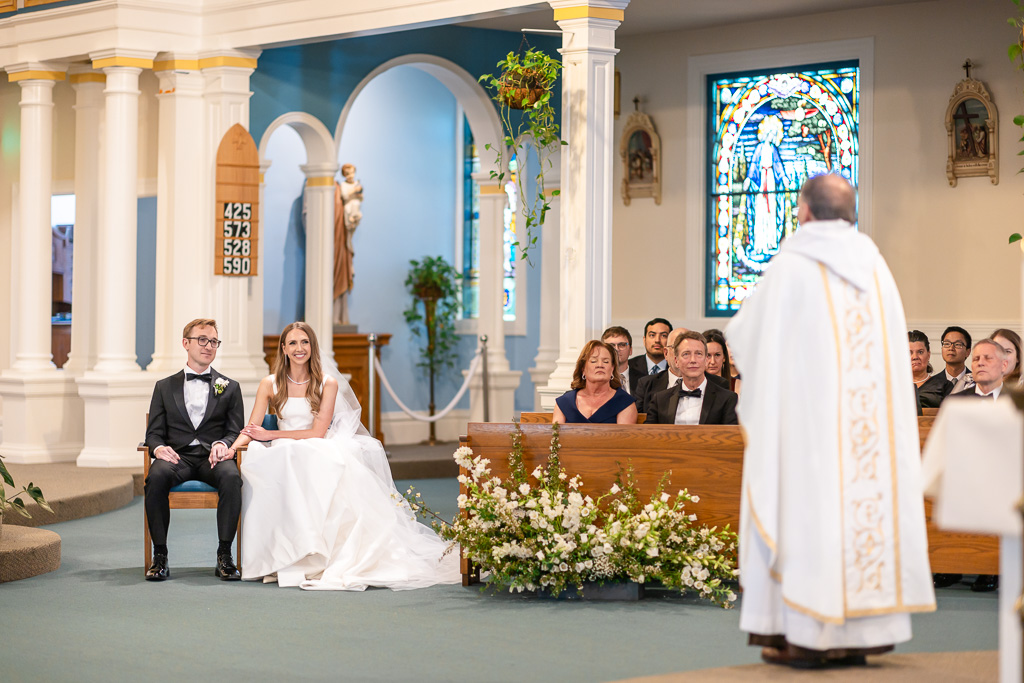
[213,377,229,396]
[406,424,737,607]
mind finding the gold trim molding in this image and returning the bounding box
[553,6,625,21]
[92,56,155,70]
[8,70,65,82]
[306,176,335,187]
[199,56,258,70]
[69,73,106,84]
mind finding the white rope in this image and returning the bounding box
[373,350,483,422]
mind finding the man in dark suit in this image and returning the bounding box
[918,326,973,408]
[933,338,1009,593]
[646,331,738,425]
[634,327,731,413]
[602,326,639,396]
[627,317,672,398]
[144,318,245,582]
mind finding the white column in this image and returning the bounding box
[64,67,105,375]
[203,50,266,400]
[539,1,628,410]
[148,57,208,375]
[0,64,82,463]
[301,166,339,348]
[76,50,158,467]
[465,177,521,423]
[529,175,561,410]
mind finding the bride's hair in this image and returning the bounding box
[270,322,325,417]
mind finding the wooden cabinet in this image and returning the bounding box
[263,333,391,443]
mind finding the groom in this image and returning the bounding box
[144,318,244,581]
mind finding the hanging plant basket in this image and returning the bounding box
[498,69,550,110]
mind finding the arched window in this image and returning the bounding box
[706,61,860,315]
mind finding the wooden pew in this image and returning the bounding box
[520,412,647,424]
[457,418,997,585]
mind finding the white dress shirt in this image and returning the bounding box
[183,366,212,445]
[974,383,1002,400]
[618,369,631,396]
[673,377,708,425]
[646,357,667,375]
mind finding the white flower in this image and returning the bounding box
[610,484,621,494]
[519,483,530,496]
[660,492,670,503]
[689,514,697,522]
[536,551,546,560]
[531,467,543,479]
[558,472,567,481]
[559,562,568,572]
[580,533,588,544]
[213,377,229,395]
[646,547,659,557]
[691,495,700,503]
[456,494,468,507]
[617,504,628,514]
[457,474,468,484]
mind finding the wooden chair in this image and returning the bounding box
[140,414,276,572]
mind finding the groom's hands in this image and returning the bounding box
[153,445,180,464]
[209,442,235,468]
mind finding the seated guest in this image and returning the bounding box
[918,326,972,408]
[601,326,638,396]
[908,330,933,391]
[702,329,732,383]
[646,331,738,425]
[990,328,1022,388]
[553,340,638,424]
[635,328,730,413]
[937,339,1011,592]
[627,318,672,398]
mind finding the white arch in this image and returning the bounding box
[259,111,337,167]
[334,53,503,164]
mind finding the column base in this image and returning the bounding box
[75,372,155,468]
[536,358,577,411]
[0,371,84,464]
[463,368,522,424]
[529,347,559,411]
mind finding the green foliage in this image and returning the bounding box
[403,256,461,375]
[478,47,565,265]
[0,453,53,519]
[1011,233,1022,244]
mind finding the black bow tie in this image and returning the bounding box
[679,387,702,399]
[186,373,211,383]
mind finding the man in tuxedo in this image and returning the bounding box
[917,327,973,408]
[144,318,244,581]
[626,317,672,398]
[646,331,738,425]
[602,326,637,396]
[634,327,731,413]
[934,338,1009,592]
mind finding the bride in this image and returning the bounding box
[230,322,459,590]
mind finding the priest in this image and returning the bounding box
[726,174,935,668]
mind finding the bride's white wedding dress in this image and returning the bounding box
[240,382,459,591]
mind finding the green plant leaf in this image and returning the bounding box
[10,497,31,517]
[1010,233,1022,244]
[0,458,14,488]
[1011,43,1023,61]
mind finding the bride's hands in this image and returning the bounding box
[241,423,271,441]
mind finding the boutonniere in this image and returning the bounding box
[213,377,229,396]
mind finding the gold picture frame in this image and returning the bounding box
[945,77,998,187]
[620,111,661,205]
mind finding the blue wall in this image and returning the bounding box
[251,27,558,414]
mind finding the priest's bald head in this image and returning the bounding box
[797,174,857,225]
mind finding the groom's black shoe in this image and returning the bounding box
[215,553,241,581]
[146,553,170,581]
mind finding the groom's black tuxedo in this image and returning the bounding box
[645,379,739,426]
[144,369,245,548]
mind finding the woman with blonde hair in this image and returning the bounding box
[231,322,458,590]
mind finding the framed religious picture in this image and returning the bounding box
[620,111,661,205]
[945,74,997,186]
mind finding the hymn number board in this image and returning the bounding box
[215,123,260,277]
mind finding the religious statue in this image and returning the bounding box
[333,163,363,325]
[743,115,789,259]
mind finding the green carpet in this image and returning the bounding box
[3,478,999,683]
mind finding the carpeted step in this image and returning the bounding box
[0,524,61,582]
[2,463,137,527]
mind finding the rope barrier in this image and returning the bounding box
[373,349,483,423]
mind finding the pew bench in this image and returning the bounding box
[456,418,996,586]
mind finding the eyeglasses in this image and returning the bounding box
[186,336,222,348]
[940,341,967,350]
[607,342,631,350]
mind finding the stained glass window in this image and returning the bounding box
[459,119,517,322]
[706,61,859,315]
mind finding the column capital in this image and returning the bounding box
[198,48,262,72]
[90,49,157,71]
[153,52,201,73]
[6,62,66,83]
[68,64,106,87]
[301,162,339,184]
[550,0,629,22]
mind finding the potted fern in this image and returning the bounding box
[404,256,461,445]
[0,454,52,538]
[479,46,565,264]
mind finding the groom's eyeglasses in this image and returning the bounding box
[186,336,222,348]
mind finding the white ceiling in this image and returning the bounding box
[458,0,927,37]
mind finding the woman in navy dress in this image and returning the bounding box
[553,340,639,424]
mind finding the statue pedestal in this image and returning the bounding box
[262,332,391,443]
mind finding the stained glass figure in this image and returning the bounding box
[707,61,859,315]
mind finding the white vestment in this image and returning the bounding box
[726,219,936,651]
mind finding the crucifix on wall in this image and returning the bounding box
[944,61,998,187]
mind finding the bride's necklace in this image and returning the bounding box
[287,375,310,385]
